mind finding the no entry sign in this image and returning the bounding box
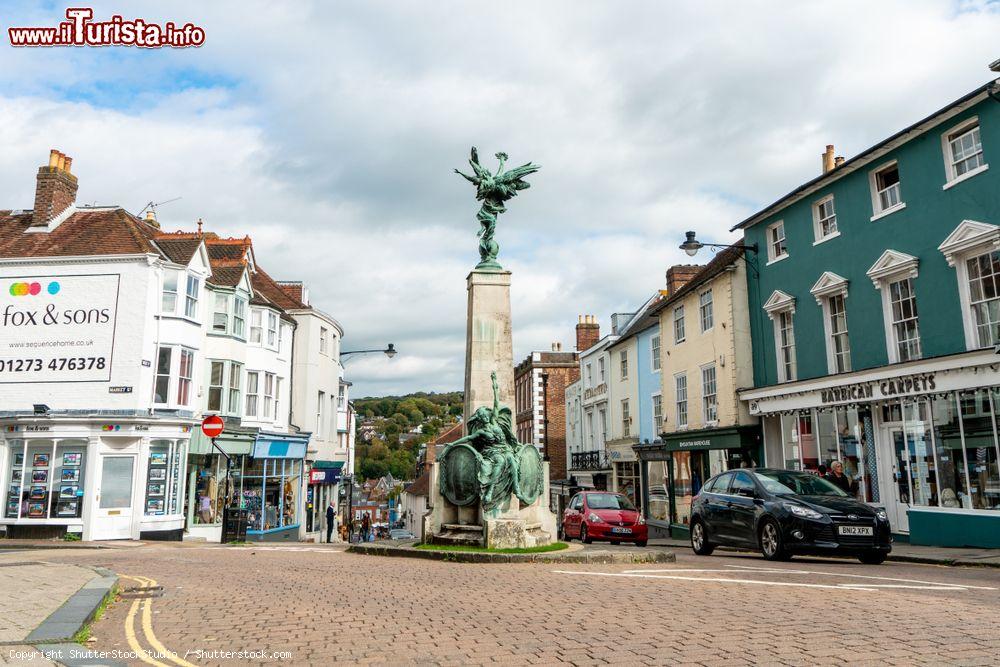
[201,414,224,438]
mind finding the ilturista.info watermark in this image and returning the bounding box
[8,7,205,48]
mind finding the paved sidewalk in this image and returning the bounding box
[0,563,98,644]
[0,557,118,667]
[648,536,1000,566]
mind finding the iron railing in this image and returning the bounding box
[570,450,610,471]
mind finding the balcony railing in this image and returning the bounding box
[570,450,610,471]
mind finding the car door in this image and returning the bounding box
[702,472,734,542]
[727,471,760,545]
[565,494,582,536]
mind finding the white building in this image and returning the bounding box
[0,150,355,543]
[0,151,205,541]
[569,329,618,491]
[285,290,354,542]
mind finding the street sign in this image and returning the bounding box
[201,414,224,438]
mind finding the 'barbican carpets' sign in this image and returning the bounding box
[820,373,937,405]
[0,274,120,383]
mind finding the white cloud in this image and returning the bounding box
[0,0,997,396]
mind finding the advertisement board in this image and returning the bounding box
[0,274,120,383]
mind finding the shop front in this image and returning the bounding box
[243,432,308,542]
[306,460,343,538]
[2,418,192,541]
[608,439,641,511]
[744,350,1000,548]
[186,427,255,543]
[635,425,761,540]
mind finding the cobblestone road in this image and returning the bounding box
[7,544,1000,666]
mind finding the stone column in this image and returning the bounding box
[464,269,515,428]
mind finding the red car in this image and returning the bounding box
[561,491,648,546]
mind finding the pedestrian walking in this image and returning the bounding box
[325,499,336,543]
[361,513,371,542]
[825,460,857,495]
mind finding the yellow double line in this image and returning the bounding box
[120,574,197,667]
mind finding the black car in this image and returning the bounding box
[689,468,892,564]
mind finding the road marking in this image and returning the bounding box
[553,570,880,591]
[121,574,199,667]
[121,575,172,667]
[722,564,998,590]
[608,564,997,592]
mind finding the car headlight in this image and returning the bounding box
[588,512,602,523]
[785,503,824,520]
[637,515,645,525]
[875,509,888,521]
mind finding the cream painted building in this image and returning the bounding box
[635,247,760,540]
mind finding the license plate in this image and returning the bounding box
[837,525,873,536]
[611,527,632,534]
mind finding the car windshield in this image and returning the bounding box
[586,493,636,510]
[753,470,848,497]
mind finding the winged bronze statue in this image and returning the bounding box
[455,147,540,269]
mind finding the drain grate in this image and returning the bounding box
[119,585,164,599]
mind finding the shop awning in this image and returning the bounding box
[189,428,255,456]
[659,425,761,452]
[253,431,310,459]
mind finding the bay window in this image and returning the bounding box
[177,348,194,406]
[246,371,259,417]
[161,271,178,313]
[233,297,247,338]
[185,275,200,318]
[250,309,263,344]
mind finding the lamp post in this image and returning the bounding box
[340,343,398,361]
[678,231,757,258]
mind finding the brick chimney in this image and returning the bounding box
[665,265,702,294]
[32,150,78,227]
[576,315,600,351]
[822,144,836,174]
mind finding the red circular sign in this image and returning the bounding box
[201,415,224,438]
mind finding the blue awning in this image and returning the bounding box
[252,431,309,459]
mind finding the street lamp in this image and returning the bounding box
[340,343,397,360]
[679,231,758,258]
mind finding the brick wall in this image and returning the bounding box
[540,364,579,480]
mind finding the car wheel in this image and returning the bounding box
[759,519,790,561]
[858,550,887,565]
[690,519,714,556]
[581,524,593,544]
[559,524,568,541]
[636,540,648,547]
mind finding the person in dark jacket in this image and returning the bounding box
[825,460,856,495]
[325,500,336,543]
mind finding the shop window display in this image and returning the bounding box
[614,461,640,511]
[189,455,229,525]
[144,440,186,516]
[241,457,302,532]
[5,440,86,520]
[670,449,726,526]
[646,460,669,522]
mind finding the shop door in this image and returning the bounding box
[93,455,136,540]
[883,427,926,534]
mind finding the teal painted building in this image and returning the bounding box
[737,79,1000,548]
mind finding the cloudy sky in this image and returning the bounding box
[1,1,998,396]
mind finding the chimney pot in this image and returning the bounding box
[32,149,78,227]
[834,156,845,168]
[63,156,72,173]
[822,145,836,174]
